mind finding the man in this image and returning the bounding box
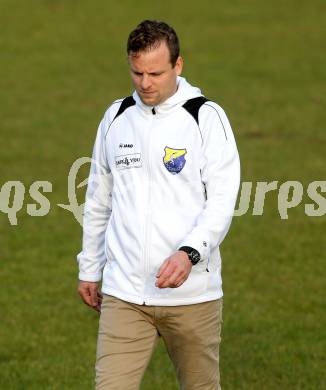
[77,20,240,389]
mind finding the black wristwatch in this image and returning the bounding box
[178,246,201,265]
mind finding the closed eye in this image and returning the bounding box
[150,72,163,76]
[132,70,163,76]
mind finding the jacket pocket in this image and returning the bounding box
[154,267,209,299]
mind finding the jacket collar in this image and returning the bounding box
[132,76,203,116]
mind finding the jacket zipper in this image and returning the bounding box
[142,106,156,304]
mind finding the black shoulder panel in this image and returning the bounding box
[113,96,136,121]
[182,96,209,125]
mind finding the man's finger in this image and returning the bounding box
[166,269,183,287]
[172,276,186,288]
[156,263,173,283]
[78,286,91,305]
[78,282,100,308]
[156,263,175,287]
[156,259,170,278]
[157,266,181,288]
[93,302,102,313]
[89,286,99,307]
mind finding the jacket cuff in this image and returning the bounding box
[78,272,102,282]
[178,235,210,262]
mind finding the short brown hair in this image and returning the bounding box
[127,20,180,67]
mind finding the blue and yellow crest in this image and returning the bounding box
[163,147,187,175]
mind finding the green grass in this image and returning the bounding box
[0,0,325,388]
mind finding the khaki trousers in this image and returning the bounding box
[96,295,223,390]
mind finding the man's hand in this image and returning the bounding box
[155,251,192,288]
[78,281,103,312]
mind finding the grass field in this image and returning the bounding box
[0,0,325,388]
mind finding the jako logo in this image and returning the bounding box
[119,143,133,148]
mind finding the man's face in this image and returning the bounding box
[128,41,183,107]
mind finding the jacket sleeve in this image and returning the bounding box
[76,112,113,282]
[178,102,240,261]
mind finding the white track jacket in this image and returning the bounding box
[77,76,240,306]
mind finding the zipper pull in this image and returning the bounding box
[152,107,156,115]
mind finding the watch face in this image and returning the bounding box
[189,250,200,265]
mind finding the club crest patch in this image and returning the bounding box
[163,147,187,175]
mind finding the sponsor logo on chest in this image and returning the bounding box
[115,153,142,170]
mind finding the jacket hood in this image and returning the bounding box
[132,76,203,115]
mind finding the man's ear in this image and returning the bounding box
[175,56,183,76]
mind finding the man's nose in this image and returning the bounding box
[140,75,151,90]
